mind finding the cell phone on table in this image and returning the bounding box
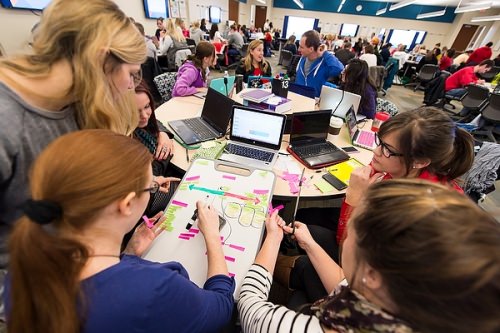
[322,173,348,191]
[341,146,360,154]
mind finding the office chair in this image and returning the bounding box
[472,93,500,143]
[153,72,177,104]
[408,64,439,91]
[280,50,293,69]
[479,66,500,82]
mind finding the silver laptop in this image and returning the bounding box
[319,86,362,120]
[218,106,286,170]
[168,88,238,145]
[345,105,376,150]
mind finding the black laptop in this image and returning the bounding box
[168,88,238,145]
[287,110,349,169]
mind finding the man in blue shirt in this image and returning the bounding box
[295,30,344,97]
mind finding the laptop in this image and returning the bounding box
[414,54,424,63]
[168,88,238,145]
[345,105,376,150]
[287,110,349,169]
[288,82,316,99]
[218,106,286,170]
[319,86,362,120]
[209,76,236,97]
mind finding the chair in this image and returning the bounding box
[153,72,177,104]
[472,93,500,143]
[240,43,248,58]
[479,66,500,82]
[461,84,490,112]
[287,55,301,82]
[141,57,163,105]
[369,66,385,92]
[408,64,439,91]
[186,38,197,54]
[157,55,169,73]
[281,50,293,69]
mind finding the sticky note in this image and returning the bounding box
[201,141,216,148]
[314,179,335,193]
[224,256,236,262]
[229,244,245,251]
[223,174,236,180]
[185,175,200,181]
[171,200,188,207]
[178,236,190,240]
[253,189,269,195]
[189,228,200,234]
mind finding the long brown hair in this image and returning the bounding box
[0,0,147,135]
[186,41,215,82]
[351,179,500,333]
[242,39,270,73]
[8,130,151,333]
[378,107,474,179]
[134,80,159,136]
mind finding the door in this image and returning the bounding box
[451,24,479,52]
[228,0,239,23]
[255,6,267,30]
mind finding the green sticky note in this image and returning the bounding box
[314,179,335,193]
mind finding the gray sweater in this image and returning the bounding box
[0,82,78,268]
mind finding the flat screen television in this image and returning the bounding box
[0,0,51,10]
[209,6,221,24]
[340,24,359,37]
[143,0,168,19]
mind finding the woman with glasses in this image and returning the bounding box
[277,107,475,305]
[239,180,499,333]
[6,130,235,333]
[0,0,147,318]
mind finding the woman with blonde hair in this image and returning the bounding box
[159,18,191,69]
[6,130,235,333]
[0,0,147,302]
[235,39,272,82]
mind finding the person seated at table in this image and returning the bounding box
[379,42,392,66]
[391,44,408,69]
[453,49,472,66]
[227,24,244,64]
[159,19,191,70]
[334,42,355,66]
[235,39,272,83]
[5,129,235,333]
[439,48,455,71]
[172,41,215,97]
[359,44,377,67]
[283,107,475,303]
[238,179,500,333]
[209,23,226,43]
[340,59,376,119]
[415,49,438,72]
[295,30,344,97]
[283,35,297,55]
[189,21,203,45]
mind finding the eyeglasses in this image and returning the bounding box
[374,134,404,158]
[131,68,143,88]
[143,181,160,194]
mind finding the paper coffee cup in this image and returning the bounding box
[328,116,344,142]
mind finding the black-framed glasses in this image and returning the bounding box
[143,181,160,194]
[131,68,143,88]
[374,134,404,158]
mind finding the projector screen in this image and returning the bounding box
[0,0,51,10]
[414,30,427,45]
[143,0,168,19]
[388,30,417,49]
[340,24,359,37]
[284,16,316,39]
[209,6,221,24]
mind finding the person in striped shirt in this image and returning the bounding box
[238,179,500,333]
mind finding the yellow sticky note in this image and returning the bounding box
[314,179,335,193]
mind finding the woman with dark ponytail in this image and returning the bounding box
[172,41,215,97]
[6,130,234,333]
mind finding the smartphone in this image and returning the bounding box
[341,146,360,154]
[322,173,348,191]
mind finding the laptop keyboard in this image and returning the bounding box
[226,143,274,162]
[184,118,215,139]
[293,143,339,157]
[357,131,375,146]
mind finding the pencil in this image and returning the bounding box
[186,148,189,163]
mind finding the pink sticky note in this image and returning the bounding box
[179,233,195,238]
[229,244,245,252]
[224,256,236,262]
[171,200,188,207]
[223,174,236,180]
[289,181,299,194]
[228,273,235,277]
[253,189,269,195]
[189,228,200,234]
[178,236,190,240]
[185,175,200,181]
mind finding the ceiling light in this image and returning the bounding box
[389,0,417,11]
[455,2,492,13]
[471,14,500,22]
[376,7,387,15]
[293,0,304,9]
[256,0,266,4]
[417,8,446,19]
[337,0,346,12]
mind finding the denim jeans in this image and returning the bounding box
[446,88,469,116]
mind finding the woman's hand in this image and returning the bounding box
[196,201,221,242]
[123,212,165,257]
[155,132,174,160]
[265,210,285,243]
[282,221,316,253]
[345,166,383,206]
[153,176,181,193]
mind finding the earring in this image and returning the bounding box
[412,165,417,169]
[362,277,367,284]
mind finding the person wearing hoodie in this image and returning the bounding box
[172,41,215,97]
[295,30,344,97]
[189,21,204,45]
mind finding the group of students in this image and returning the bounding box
[0,1,499,332]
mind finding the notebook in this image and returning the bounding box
[345,106,376,150]
[209,76,236,97]
[218,106,286,170]
[319,86,362,120]
[168,88,238,145]
[287,110,349,169]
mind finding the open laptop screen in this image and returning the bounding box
[290,110,331,144]
[201,88,237,134]
[345,105,358,139]
[231,106,285,149]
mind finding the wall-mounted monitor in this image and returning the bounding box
[209,6,221,24]
[387,30,416,49]
[143,0,169,19]
[340,24,359,37]
[283,16,317,39]
[0,0,51,10]
[414,30,427,45]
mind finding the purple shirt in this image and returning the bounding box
[172,61,206,97]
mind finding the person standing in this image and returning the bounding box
[467,42,493,66]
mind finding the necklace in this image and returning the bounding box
[88,254,120,258]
